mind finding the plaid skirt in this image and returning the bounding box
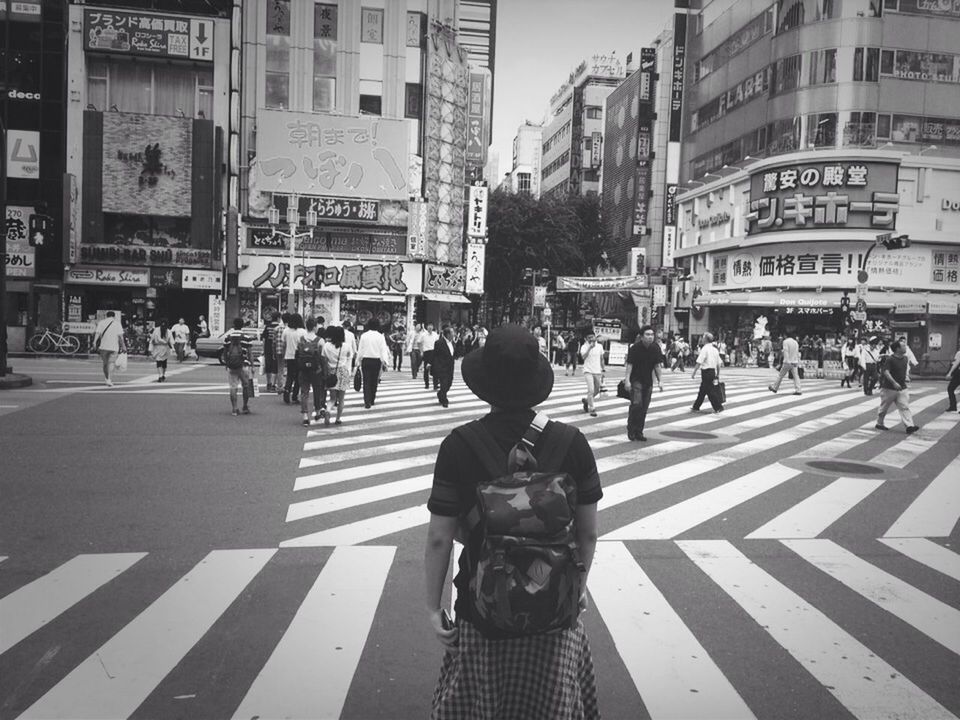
[431,619,600,720]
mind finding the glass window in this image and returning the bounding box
[807,112,837,147]
[154,65,198,117]
[891,115,921,142]
[585,106,602,119]
[314,3,338,112]
[772,54,802,94]
[809,49,835,84]
[405,83,422,119]
[853,47,864,81]
[359,93,382,115]
[361,8,383,43]
[877,113,891,138]
[880,49,894,75]
[266,0,291,109]
[844,111,876,146]
[111,63,153,114]
[87,58,108,111]
[406,12,424,48]
[866,47,880,81]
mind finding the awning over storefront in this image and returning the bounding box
[694,290,960,311]
[345,293,407,302]
[421,293,473,304]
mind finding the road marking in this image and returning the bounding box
[746,477,884,539]
[781,538,960,656]
[296,451,436,485]
[679,540,956,720]
[871,413,960,467]
[0,553,147,654]
[281,506,429,547]
[287,475,432,522]
[231,546,395,720]
[18,549,275,720]
[884,455,960,538]
[877,538,960,582]
[127,363,205,385]
[590,542,755,720]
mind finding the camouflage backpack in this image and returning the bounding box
[455,413,584,638]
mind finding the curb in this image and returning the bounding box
[0,373,34,389]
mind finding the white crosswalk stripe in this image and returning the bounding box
[4,372,958,719]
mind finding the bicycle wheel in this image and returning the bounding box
[60,334,81,354]
[28,333,51,353]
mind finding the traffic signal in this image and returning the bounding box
[840,294,850,313]
[28,214,53,247]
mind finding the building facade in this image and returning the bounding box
[540,56,624,198]
[2,1,67,353]
[509,121,542,197]
[238,0,475,332]
[671,0,960,368]
[63,1,230,344]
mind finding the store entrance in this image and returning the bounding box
[158,289,211,328]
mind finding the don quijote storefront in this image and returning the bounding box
[63,5,227,343]
[677,151,960,372]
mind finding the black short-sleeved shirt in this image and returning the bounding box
[880,354,908,389]
[427,409,602,622]
[626,341,664,384]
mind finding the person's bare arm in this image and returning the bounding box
[576,503,598,610]
[424,514,459,647]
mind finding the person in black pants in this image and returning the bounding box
[689,332,724,413]
[357,317,391,409]
[432,326,456,407]
[422,323,439,390]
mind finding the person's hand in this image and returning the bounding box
[658,382,663,392]
[579,590,589,613]
[428,609,459,649]
[691,372,697,380]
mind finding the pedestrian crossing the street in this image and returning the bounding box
[1,371,958,718]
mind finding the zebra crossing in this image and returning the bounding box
[1,371,958,718]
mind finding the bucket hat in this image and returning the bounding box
[461,325,554,410]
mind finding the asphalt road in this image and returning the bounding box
[1,356,958,720]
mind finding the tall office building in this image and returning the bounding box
[672,0,960,367]
[509,121,542,197]
[456,0,496,114]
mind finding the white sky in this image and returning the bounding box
[490,0,675,177]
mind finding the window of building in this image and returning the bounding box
[808,48,837,84]
[359,93,382,116]
[86,57,213,118]
[877,113,892,138]
[517,172,531,193]
[266,0,291,109]
[771,54,802,94]
[807,112,838,147]
[405,83,422,119]
[361,7,384,43]
[406,12,425,48]
[585,106,602,119]
[768,116,801,153]
[582,168,599,182]
[844,111,876,146]
[313,3,338,112]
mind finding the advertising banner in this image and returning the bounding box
[78,244,212,268]
[102,114,193,217]
[6,129,39,179]
[894,0,960,18]
[4,239,35,278]
[467,183,488,239]
[639,47,656,102]
[931,248,959,286]
[65,265,150,286]
[466,72,487,166]
[669,13,687,143]
[664,184,678,226]
[84,8,213,62]
[662,225,677,267]
[557,275,648,292]
[246,226,406,256]
[255,109,409,200]
[208,295,225,335]
[424,264,466,293]
[881,49,960,84]
[653,284,667,307]
[465,243,485,294]
[593,318,622,342]
[64,173,79,264]
[182,269,221,290]
[590,132,603,169]
[746,159,900,235]
[240,256,422,295]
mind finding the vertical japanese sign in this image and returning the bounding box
[633,121,652,236]
[663,226,677,266]
[669,13,687,143]
[590,132,603,169]
[639,47,656,103]
[4,206,37,278]
[466,72,488,167]
[664,184,678,227]
[467,182,488,240]
[465,243,485,294]
[63,173,79,264]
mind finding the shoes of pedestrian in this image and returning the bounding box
[302,418,310,427]
[714,408,723,413]
[627,431,637,441]
[906,425,920,434]
[874,423,888,430]
[768,385,777,393]
[637,433,647,441]
[324,416,331,426]
[793,392,802,396]
[582,399,589,413]
[242,407,251,415]
[314,411,324,421]
[291,395,299,403]
[232,409,240,416]
[364,403,371,409]
[283,392,290,404]
[690,407,700,413]
[335,419,342,425]
[589,411,597,417]
[441,402,449,408]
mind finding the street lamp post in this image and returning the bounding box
[268,197,316,315]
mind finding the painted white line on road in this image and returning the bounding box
[127,363,205,385]
[287,475,432,522]
[590,542,755,720]
[297,451,436,482]
[18,549,275,720]
[281,506,429,547]
[871,413,960,468]
[606,464,800,540]
[231,546,395,720]
[679,540,956,720]
[0,553,147,655]
[746,477,884,539]
[877,538,960,582]
[884,455,960,538]
[781,539,960,656]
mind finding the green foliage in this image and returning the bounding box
[484,189,613,322]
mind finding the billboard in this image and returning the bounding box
[467,183,488,239]
[669,13,687,143]
[746,159,900,235]
[255,110,409,200]
[465,243,485,294]
[466,72,489,167]
[84,8,213,62]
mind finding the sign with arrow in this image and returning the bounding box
[190,19,213,61]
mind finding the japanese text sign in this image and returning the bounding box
[84,9,213,62]
[669,13,687,143]
[931,249,960,286]
[467,73,487,166]
[246,226,405,256]
[467,183,488,239]
[465,243,485,294]
[746,160,900,235]
[256,110,408,201]
[424,264,466,293]
[242,257,420,295]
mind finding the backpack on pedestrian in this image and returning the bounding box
[296,335,322,373]
[454,413,584,639]
[225,334,245,369]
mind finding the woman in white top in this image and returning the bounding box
[579,332,605,416]
[280,313,307,404]
[322,325,356,425]
[149,320,174,382]
[356,318,392,408]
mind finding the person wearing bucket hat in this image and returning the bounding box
[424,325,603,719]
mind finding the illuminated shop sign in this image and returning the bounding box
[746,160,899,234]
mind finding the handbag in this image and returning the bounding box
[616,379,631,400]
[324,346,341,387]
[353,366,362,392]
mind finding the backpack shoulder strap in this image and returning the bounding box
[453,421,505,480]
[536,421,577,474]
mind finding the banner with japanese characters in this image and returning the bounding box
[4,206,36,278]
[465,243,485,294]
[84,8,213,62]
[746,159,900,235]
[240,256,422,295]
[255,110,409,201]
[710,242,957,291]
[423,264,466,294]
[467,183,488,239]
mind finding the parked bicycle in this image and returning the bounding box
[28,326,82,354]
